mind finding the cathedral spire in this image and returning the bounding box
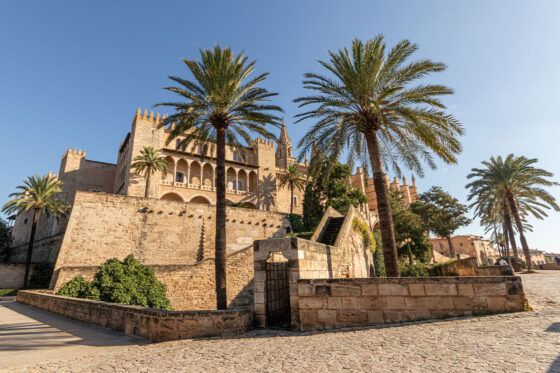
[279,121,290,144]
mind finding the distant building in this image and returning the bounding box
[429,235,499,265]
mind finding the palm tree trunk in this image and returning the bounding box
[145,166,152,198]
[23,209,39,288]
[364,131,399,277]
[446,236,456,259]
[503,201,519,260]
[215,127,228,309]
[290,183,294,215]
[501,223,513,268]
[507,193,532,271]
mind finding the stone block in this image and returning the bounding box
[486,297,505,311]
[367,310,384,324]
[452,297,474,310]
[457,283,475,296]
[327,297,343,310]
[378,283,409,296]
[331,285,362,297]
[383,311,412,324]
[358,297,386,310]
[436,297,455,310]
[408,284,425,296]
[299,296,327,309]
[317,309,337,324]
[341,297,358,309]
[385,297,406,310]
[254,271,266,282]
[474,282,506,296]
[300,309,318,323]
[425,283,457,296]
[337,310,367,323]
[415,297,438,310]
[506,282,524,295]
[361,284,378,296]
[254,281,265,294]
[404,297,418,310]
[298,284,314,296]
[254,292,265,304]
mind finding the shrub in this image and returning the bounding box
[0,289,18,296]
[29,261,53,289]
[286,214,306,233]
[57,275,100,300]
[400,261,429,277]
[373,230,386,277]
[56,255,172,310]
[352,218,375,252]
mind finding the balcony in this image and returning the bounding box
[161,180,257,197]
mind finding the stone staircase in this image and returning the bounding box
[317,217,345,246]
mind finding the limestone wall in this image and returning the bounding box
[17,290,253,342]
[0,264,35,289]
[8,234,64,264]
[297,276,527,331]
[52,246,254,310]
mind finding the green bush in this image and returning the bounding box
[373,230,386,277]
[29,261,54,289]
[289,231,313,240]
[287,214,306,233]
[400,261,429,277]
[57,275,100,300]
[0,289,18,296]
[57,255,172,310]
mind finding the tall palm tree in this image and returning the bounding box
[278,164,306,214]
[2,175,69,287]
[466,155,559,270]
[294,36,463,276]
[131,146,168,198]
[156,46,282,309]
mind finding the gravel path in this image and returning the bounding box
[3,272,560,373]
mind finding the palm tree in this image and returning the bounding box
[2,175,69,287]
[278,164,306,214]
[156,46,282,309]
[131,146,168,198]
[294,36,463,277]
[466,155,559,270]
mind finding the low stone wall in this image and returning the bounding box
[0,264,35,289]
[436,257,513,276]
[52,246,254,311]
[17,290,253,342]
[297,276,526,331]
[538,263,560,270]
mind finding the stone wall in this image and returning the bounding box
[53,246,254,310]
[51,191,288,289]
[7,234,64,264]
[17,290,253,342]
[297,276,527,331]
[0,264,35,289]
[436,257,513,276]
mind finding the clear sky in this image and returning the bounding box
[1,1,559,252]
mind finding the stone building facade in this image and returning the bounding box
[430,235,500,265]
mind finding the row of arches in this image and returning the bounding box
[160,192,258,209]
[162,156,258,193]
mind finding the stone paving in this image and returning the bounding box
[3,272,560,373]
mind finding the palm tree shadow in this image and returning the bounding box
[256,174,277,212]
[548,356,560,373]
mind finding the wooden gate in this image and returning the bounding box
[266,261,290,328]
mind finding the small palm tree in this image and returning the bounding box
[466,155,559,270]
[278,164,306,214]
[156,46,282,309]
[294,36,463,277]
[2,175,69,287]
[131,146,168,198]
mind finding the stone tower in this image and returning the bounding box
[275,121,293,169]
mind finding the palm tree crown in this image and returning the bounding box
[294,35,463,276]
[131,146,168,198]
[466,154,559,269]
[155,46,282,309]
[3,174,68,218]
[278,164,306,214]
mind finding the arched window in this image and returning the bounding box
[233,151,242,162]
[293,196,298,206]
[175,172,184,183]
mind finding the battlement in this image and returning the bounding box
[254,137,275,148]
[133,108,166,125]
[62,148,87,158]
[46,172,59,179]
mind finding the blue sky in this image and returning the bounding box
[1,1,559,252]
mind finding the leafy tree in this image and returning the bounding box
[302,162,367,230]
[294,36,463,276]
[466,155,559,270]
[373,230,386,277]
[0,219,11,262]
[131,146,169,198]
[29,261,53,289]
[57,255,172,310]
[411,186,471,258]
[156,46,282,309]
[390,189,432,263]
[278,164,305,214]
[2,175,69,288]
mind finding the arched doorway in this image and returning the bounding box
[160,192,184,202]
[190,195,212,204]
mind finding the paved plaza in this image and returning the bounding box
[1,272,559,373]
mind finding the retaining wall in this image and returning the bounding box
[0,264,35,289]
[16,290,253,342]
[297,276,526,331]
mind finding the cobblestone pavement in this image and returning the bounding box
[4,272,560,373]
